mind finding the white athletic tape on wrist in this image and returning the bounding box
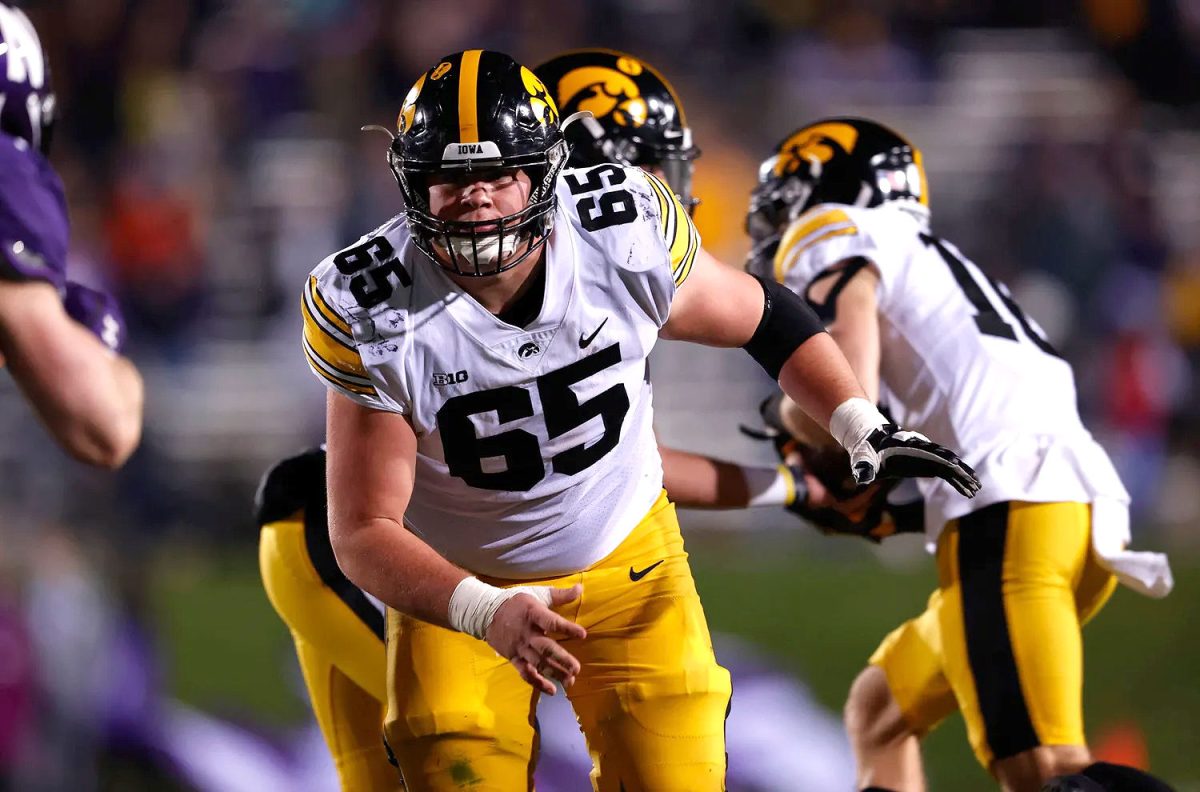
[829,397,888,452]
[448,576,555,640]
[829,397,889,478]
[743,464,797,507]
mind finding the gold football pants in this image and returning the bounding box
[259,511,402,791]
[384,491,732,792]
[870,500,1118,769]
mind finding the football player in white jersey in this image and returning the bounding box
[745,118,1174,792]
[302,52,978,791]
[264,49,847,792]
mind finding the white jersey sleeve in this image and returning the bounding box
[301,216,412,415]
[558,164,699,328]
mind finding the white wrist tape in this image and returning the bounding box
[743,464,797,507]
[447,576,555,640]
[829,397,889,453]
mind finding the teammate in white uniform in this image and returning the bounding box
[746,118,1173,792]
[303,53,978,791]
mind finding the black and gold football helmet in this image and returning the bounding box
[534,48,700,211]
[745,117,929,271]
[388,49,567,277]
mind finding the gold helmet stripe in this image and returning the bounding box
[457,49,483,143]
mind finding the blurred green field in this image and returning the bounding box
[152,535,1198,789]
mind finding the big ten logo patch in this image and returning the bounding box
[432,370,469,387]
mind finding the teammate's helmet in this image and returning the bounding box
[1040,775,1106,792]
[0,2,55,154]
[389,50,567,277]
[534,49,700,211]
[745,117,928,270]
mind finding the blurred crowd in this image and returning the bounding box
[8,0,1198,532]
[1,0,1199,787]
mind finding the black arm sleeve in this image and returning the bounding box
[741,276,827,380]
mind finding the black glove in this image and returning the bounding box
[787,496,887,542]
[782,464,890,543]
[851,424,980,498]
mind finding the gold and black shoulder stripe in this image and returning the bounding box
[773,207,859,283]
[643,171,699,287]
[301,277,377,397]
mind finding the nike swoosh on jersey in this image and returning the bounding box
[579,317,608,348]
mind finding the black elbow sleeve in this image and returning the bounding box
[741,276,826,380]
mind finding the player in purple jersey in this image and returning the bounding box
[0,2,142,468]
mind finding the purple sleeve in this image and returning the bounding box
[63,281,127,353]
[0,138,69,291]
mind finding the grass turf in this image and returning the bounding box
[152,536,1198,787]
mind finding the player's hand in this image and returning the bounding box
[63,281,127,354]
[785,465,890,542]
[851,424,980,497]
[484,584,587,695]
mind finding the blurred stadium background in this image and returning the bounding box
[0,0,1198,789]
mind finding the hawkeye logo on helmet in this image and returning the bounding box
[443,141,502,160]
[520,67,559,126]
[774,122,860,177]
[556,62,648,128]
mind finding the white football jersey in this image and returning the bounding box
[761,203,1129,545]
[302,165,699,579]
